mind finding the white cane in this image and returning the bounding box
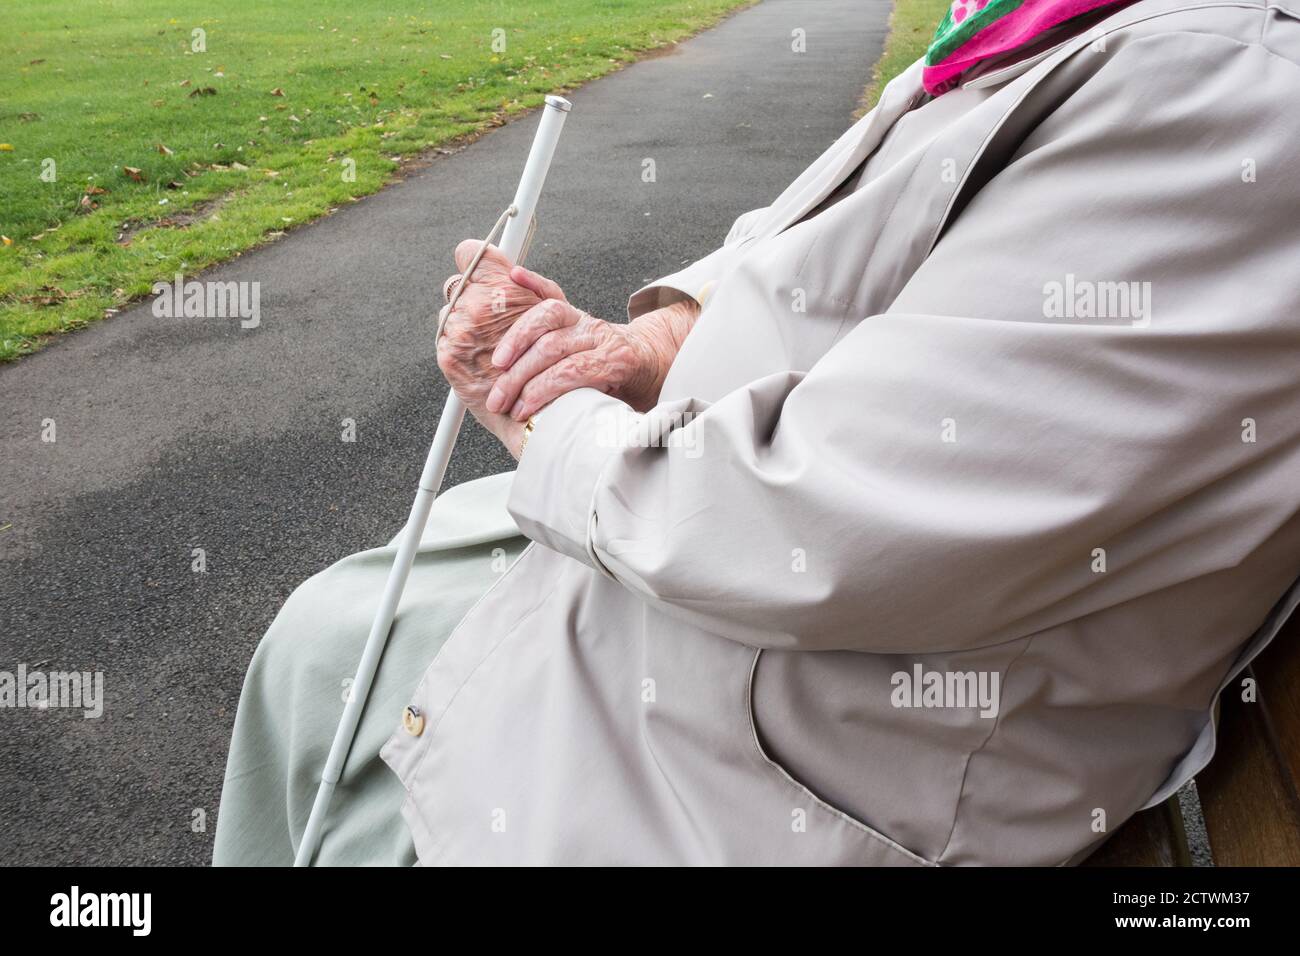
[294,95,572,867]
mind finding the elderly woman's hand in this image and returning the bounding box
[485,272,700,419]
[438,240,701,456]
[437,240,555,457]
[437,241,544,408]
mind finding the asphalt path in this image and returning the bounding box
[0,0,892,864]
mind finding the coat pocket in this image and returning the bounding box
[746,648,937,866]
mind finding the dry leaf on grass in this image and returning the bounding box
[22,285,72,306]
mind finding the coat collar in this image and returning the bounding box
[759,0,1286,239]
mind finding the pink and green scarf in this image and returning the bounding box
[923,0,1131,95]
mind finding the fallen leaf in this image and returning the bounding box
[270,87,285,96]
[165,180,184,189]
[84,185,107,195]
[1,236,11,246]
[179,78,191,87]
[188,86,218,97]
[23,285,69,306]
[156,143,173,155]
[122,166,145,182]
[0,144,14,152]
[230,161,249,171]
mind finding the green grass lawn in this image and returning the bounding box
[0,0,751,361]
[861,0,949,112]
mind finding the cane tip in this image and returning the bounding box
[545,95,572,113]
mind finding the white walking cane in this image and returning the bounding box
[294,94,572,867]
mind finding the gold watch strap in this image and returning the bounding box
[518,416,537,458]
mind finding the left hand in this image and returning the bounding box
[437,240,552,458]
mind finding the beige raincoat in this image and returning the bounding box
[378,0,1300,866]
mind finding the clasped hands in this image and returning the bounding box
[437,239,699,459]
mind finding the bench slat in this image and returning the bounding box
[1252,617,1300,802]
[1197,630,1300,865]
[1082,796,1190,867]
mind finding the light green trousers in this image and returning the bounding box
[213,473,527,866]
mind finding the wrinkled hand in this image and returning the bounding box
[436,240,544,413]
[438,239,562,456]
[438,239,700,457]
[487,277,700,419]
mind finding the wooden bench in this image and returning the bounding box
[1084,608,1300,866]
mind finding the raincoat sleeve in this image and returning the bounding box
[510,36,1300,652]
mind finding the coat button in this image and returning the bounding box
[402,705,425,737]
